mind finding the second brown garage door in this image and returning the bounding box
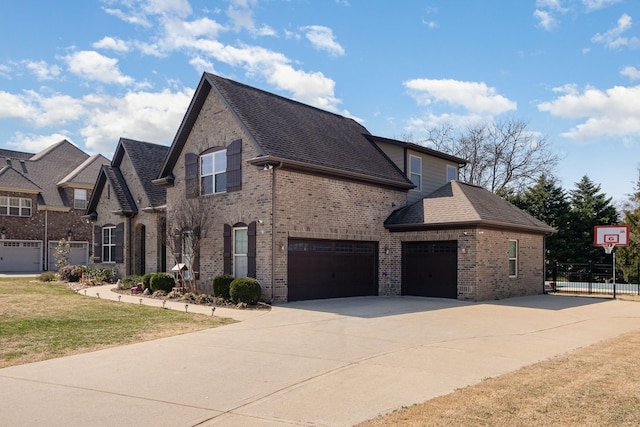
[402,241,458,298]
[287,239,378,301]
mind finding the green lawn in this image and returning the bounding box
[0,277,233,367]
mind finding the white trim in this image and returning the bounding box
[233,226,248,278]
[508,239,518,278]
[409,154,422,191]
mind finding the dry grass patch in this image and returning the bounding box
[358,328,640,427]
[0,278,235,368]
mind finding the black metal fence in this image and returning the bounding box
[546,261,640,297]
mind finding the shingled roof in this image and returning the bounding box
[385,181,555,234]
[86,138,168,218]
[157,73,413,190]
[0,140,108,208]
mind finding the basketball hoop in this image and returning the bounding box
[602,243,615,254]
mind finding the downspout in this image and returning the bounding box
[271,162,283,302]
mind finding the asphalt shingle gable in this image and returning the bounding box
[119,139,168,208]
[386,181,555,234]
[207,74,411,186]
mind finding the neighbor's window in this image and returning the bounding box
[74,189,87,210]
[508,240,518,277]
[233,226,248,277]
[447,165,457,182]
[200,150,227,195]
[102,226,116,263]
[0,196,31,217]
[409,155,422,191]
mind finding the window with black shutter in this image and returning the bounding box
[185,153,199,199]
[226,139,242,192]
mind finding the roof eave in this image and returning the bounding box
[247,155,415,190]
[386,219,556,234]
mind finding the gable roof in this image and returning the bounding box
[0,140,106,208]
[385,181,555,234]
[157,73,414,190]
[364,134,467,166]
[85,138,168,218]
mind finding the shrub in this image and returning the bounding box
[229,277,262,305]
[152,290,167,298]
[166,290,182,299]
[142,273,154,289]
[120,275,143,290]
[212,274,234,299]
[58,265,83,282]
[38,272,57,282]
[181,292,196,302]
[149,273,175,293]
[195,294,214,305]
[83,267,116,283]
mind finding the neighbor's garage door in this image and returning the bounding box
[48,241,89,271]
[403,241,458,298]
[0,240,43,272]
[288,239,378,301]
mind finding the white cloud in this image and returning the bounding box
[93,36,130,52]
[592,14,640,49]
[22,60,62,81]
[64,50,134,85]
[621,66,640,80]
[79,88,194,153]
[266,63,340,111]
[538,84,640,141]
[582,0,623,11]
[0,90,86,127]
[404,78,517,115]
[534,9,557,31]
[7,133,74,153]
[226,0,275,36]
[301,25,345,56]
[102,7,151,28]
[189,56,214,74]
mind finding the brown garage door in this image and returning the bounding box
[403,241,458,298]
[288,239,378,301]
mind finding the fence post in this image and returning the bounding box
[552,261,558,292]
[589,260,593,293]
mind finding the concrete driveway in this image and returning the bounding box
[1,294,639,426]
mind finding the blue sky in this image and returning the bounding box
[1,0,639,204]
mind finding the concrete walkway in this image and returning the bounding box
[1,292,639,426]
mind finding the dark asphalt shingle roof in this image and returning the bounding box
[158,73,413,189]
[103,165,137,214]
[385,181,555,234]
[0,140,108,208]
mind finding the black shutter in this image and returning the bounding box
[185,153,199,198]
[248,221,256,278]
[114,223,124,263]
[226,139,242,192]
[223,224,231,275]
[93,225,102,263]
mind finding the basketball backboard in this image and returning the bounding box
[594,225,629,246]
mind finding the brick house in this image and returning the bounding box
[151,73,554,302]
[0,140,108,272]
[84,138,168,278]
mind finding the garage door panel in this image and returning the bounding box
[288,239,378,301]
[0,241,42,272]
[403,241,457,299]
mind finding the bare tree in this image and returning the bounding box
[162,198,210,293]
[425,119,560,194]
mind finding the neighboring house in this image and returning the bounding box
[152,73,554,302]
[0,140,109,272]
[84,138,169,278]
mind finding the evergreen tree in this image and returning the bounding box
[506,175,572,262]
[568,176,619,263]
[616,168,640,282]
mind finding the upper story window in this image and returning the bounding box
[102,226,116,263]
[74,189,87,210]
[447,165,458,182]
[409,155,422,191]
[0,196,32,217]
[508,240,518,277]
[200,150,227,195]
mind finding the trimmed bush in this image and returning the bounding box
[195,294,214,305]
[149,273,175,293]
[120,275,143,290]
[212,274,234,299]
[38,272,57,282]
[58,265,83,282]
[142,273,154,290]
[229,277,262,305]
